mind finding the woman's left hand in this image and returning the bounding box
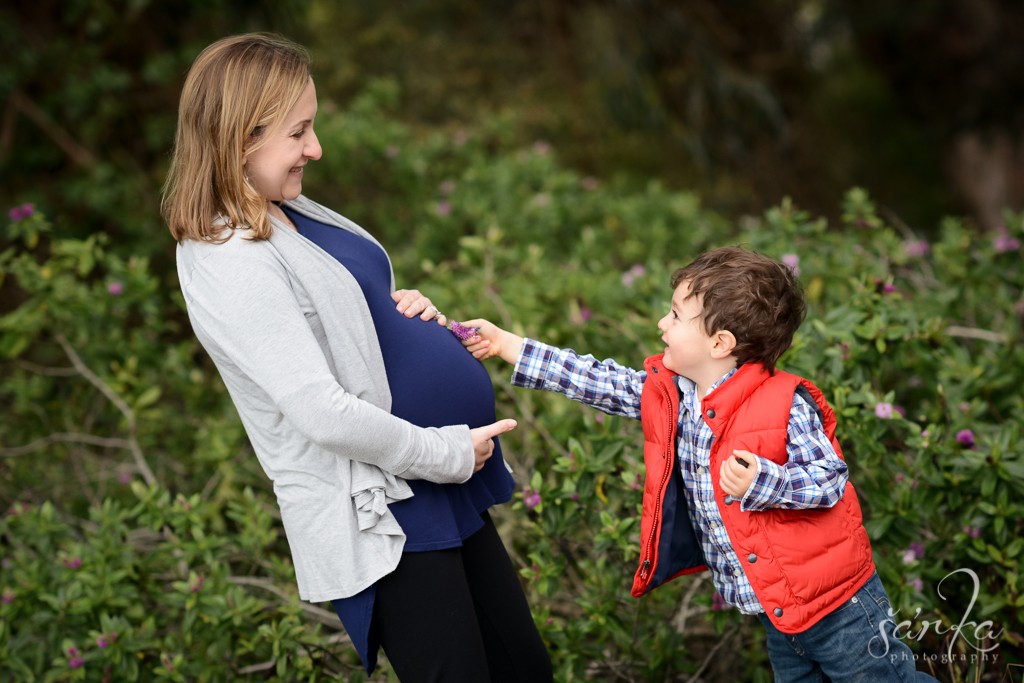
[392,289,447,326]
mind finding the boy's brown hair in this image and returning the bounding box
[671,246,806,373]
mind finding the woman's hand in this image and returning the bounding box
[392,289,447,326]
[469,419,518,472]
[457,318,524,365]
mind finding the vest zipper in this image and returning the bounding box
[639,376,678,586]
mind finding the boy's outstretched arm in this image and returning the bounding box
[458,318,524,365]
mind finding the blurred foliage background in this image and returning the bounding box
[2,1,1023,681]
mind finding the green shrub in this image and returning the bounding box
[2,93,1021,681]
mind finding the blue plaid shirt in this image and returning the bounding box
[511,339,849,614]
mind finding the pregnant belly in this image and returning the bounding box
[381,312,497,430]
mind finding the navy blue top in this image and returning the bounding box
[283,206,514,673]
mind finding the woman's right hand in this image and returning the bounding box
[458,318,524,365]
[469,419,518,472]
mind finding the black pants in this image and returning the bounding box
[372,512,553,682]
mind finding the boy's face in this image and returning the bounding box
[657,281,715,377]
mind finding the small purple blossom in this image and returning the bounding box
[190,574,205,593]
[448,321,480,341]
[117,471,133,485]
[107,281,123,296]
[97,635,110,649]
[621,264,647,287]
[993,229,1021,254]
[962,526,982,539]
[956,429,975,448]
[710,592,730,611]
[67,646,84,668]
[385,145,400,159]
[522,488,542,509]
[63,556,82,570]
[908,577,924,593]
[874,278,897,294]
[579,307,592,322]
[781,253,801,277]
[435,201,452,217]
[874,402,894,419]
[8,203,35,221]
[903,239,931,258]
[1,588,13,604]
[902,542,925,565]
[438,179,456,196]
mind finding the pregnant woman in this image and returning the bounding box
[161,32,551,682]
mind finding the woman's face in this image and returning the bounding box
[244,78,322,203]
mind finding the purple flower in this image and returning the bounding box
[63,556,82,570]
[874,402,894,419]
[908,577,924,593]
[1,588,13,604]
[8,203,34,221]
[107,281,123,296]
[448,321,479,341]
[385,145,400,159]
[438,179,456,196]
[579,307,592,322]
[97,635,110,649]
[781,253,801,277]
[903,239,930,258]
[621,264,647,287]
[69,656,85,669]
[190,574,205,593]
[522,488,542,509]
[993,230,1021,253]
[962,526,982,539]
[956,429,975,448]
[435,201,452,217]
[710,592,730,611]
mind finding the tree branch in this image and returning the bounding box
[55,334,156,485]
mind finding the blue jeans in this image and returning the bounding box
[757,573,938,682]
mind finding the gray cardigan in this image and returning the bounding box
[176,195,475,602]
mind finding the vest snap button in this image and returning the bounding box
[774,607,783,617]
[747,553,757,563]
[706,409,716,418]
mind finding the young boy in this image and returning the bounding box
[461,246,936,681]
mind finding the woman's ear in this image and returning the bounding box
[711,329,737,359]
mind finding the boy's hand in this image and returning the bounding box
[458,318,524,365]
[720,450,758,499]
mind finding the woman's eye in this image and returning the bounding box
[291,129,305,139]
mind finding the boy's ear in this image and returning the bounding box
[711,329,737,359]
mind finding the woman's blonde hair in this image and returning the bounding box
[161,33,311,242]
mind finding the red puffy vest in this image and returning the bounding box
[631,356,876,634]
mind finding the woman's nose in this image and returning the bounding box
[306,131,323,160]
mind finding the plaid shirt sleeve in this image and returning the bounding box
[740,391,849,511]
[510,339,645,419]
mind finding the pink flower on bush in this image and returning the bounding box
[1,588,13,604]
[874,402,894,419]
[67,647,85,669]
[956,429,975,448]
[96,632,117,649]
[8,203,35,221]
[522,488,541,509]
[435,201,452,217]
[107,281,123,296]
[962,526,982,539]
[993,229,1021,253]
[189,574,205,593]
[532,140,551,155]
[63,556,82,570]
[385,145,400,159]
[781,253,800,277]
[621,264,647,287]
[903,239,930,258]
[710,592,730,611]
[438,179,456,196]
[902,542,925,565]
[908,577,924,593]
